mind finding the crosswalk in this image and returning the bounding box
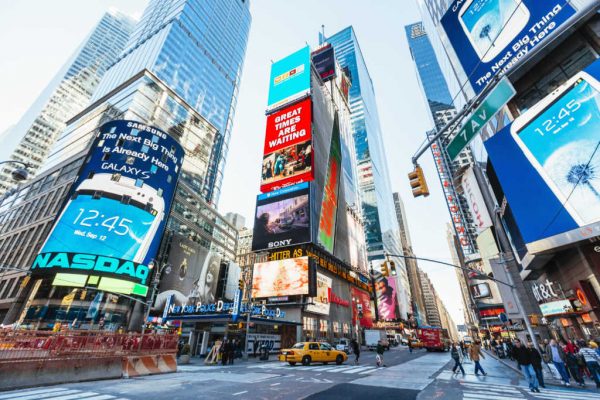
[458,380,600,400]
[0,387,128,400]
[247,362,380,375]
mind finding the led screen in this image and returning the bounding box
[252,257,310,298]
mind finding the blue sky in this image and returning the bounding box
[0,0,466,325]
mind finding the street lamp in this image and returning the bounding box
[0,160,31,183]
[142,259,172,329]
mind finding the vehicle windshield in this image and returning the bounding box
[320,343,333,350]
[292,343,305,349]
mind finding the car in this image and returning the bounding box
[279,342,348,366]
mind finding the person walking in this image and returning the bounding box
[450,343,465,376]
[512,339,540,393]
[579,341,600,388]
[469,340,487,376]
[408,338,413,354]
[549,339,570,386]
[228,339,235,365]
[351,339,360,365]
[376,340,386,367]
[564,340,585,386]
[528,341,545,389]
[221,339,229,366]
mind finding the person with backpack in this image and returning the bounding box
[450,343,465,376]
[351,339,361,365]
[563,340,585,386]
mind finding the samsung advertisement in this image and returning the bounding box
[485,59,600,253]
[261,98,313,193]
[251,256,315,298]
[441,0,575,93]
[267,46,311,110]
[251,182,311,252]
[31,120,184,296]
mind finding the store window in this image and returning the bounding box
[333,321,340,338]
[303,316,316,341]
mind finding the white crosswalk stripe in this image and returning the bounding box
[246,362,378,374]
[458,379,600,400]
[0,388,125,400]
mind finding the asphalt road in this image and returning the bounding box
[3,346,600,400]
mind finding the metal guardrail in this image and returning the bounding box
[0,329,178,362]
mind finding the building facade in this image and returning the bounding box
[0,10,135,196]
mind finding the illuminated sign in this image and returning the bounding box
[306,273,332,315]
[318,113,342,253]
[540,300,574,316]
[251,256,315,298]
[251,182,311,252]
[261,98,313,193]
[351,287,373,328]
[165,301,286,319]
[312,44,336,82]
[267,46,311,109]
[31,120,184,296]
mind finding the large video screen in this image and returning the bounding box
[441,0,574,93]
[251,182,311,252]
[261,98,313,193]
[306,272,332,315]
[318,113,341,253]
[31,120,184,296]
[267,46,311,109]
[252,256,311,298]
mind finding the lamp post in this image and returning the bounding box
[142,259,171,330]
[0,160,31,182]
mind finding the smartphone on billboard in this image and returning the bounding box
[41,173,165,263]
[459,0,529,62]
[511,71,600,227]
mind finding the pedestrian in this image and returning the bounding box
[579,341,600,388]
[512,339,540,393]
[408,338,413,353]
[376,340,386,367]
[563,340,585,386]
[228,339,235,365]
[450,343,465,376]
[549,339,570,386]
[351,339,360,365]
[527,341,545,389]
[469,340,487,376]
[221,339,229,366]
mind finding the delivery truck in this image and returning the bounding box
[365,329,389,350]
[417,326,450,352]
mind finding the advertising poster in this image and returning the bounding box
[312,44,336,82]
[351,287,373,328]
[261,98,313,193]
[441,0,575,94]
[461,167,492,234]
[31,120,184,297]
[306,273,332,315]
[485,59,600,251]
[153,235,222,310]
[375,274,401,321]
[247,334,282,355]
[251,256,311,298]
[318,113,342,253]
[251,182,311,252]
[267,46,311,110]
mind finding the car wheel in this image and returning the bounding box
[302,356,311,366]
[336,355,343,365]
[323,362,328,365]
[288,362,296,366]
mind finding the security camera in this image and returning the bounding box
[11,168,29,182]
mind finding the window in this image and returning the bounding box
[308,343,319,350]
[320,343,332,351]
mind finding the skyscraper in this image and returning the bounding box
[0,10,135,195]
[325,27,410,319]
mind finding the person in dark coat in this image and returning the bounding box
[351,339,360,365]
[450,343,465,375]
[228,339,235,365]
[527,341,545,388]
[221,339,229,365]
[512,339,540,393]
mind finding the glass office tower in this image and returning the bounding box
[0,10,135,196]
[47,0,252,205]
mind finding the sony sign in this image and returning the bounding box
[462,167,492,234]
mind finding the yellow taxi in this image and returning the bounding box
[279,342,348,366]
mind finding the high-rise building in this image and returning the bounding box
[419,269,441,327]
[0,10,135,195]
[326,27,411,319]
[393,192,427,325]
[224,213,246,231]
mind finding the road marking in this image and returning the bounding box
[270,383,280,386]
[359,367,380,374]
[532,392,600,400]
[343,366,375,374]
[0,390,85,400]
[232,391,248,396]
[0,388,72,399]
[463,394,522,400]
[310,366,340,371]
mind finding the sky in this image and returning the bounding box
[0,0,467,325]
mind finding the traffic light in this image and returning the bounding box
[238,279,244,291]
[381,261,389,277]
[408,165,429,197]
[389,261,397,276]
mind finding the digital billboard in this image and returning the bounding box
[251,182,311,252]
[318,113,342,253]
[373,261,401,321]
[261,98,313,193]
[312,44,336,82]
[485,59,600,253]
[153,235,222,310]
[351,287,373,328]
[306,272,332,315]
[267,46,311,110]
[441,0,575,94]
[251,256,314,298]
[31,120,184,296]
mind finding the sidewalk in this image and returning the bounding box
[183,353,280,367]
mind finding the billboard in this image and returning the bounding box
[373,274,401,321]
[312,44,336,82]
[251,256,314,298]
[31,120,184,297]
[306,272,332,315]
[267,46,311,109]
[318,113,342,253]
[485,59,600,252]
[251,182,311,252]
[351,287,373,328]
[461,167,492,234]
[441,0,575,94]
[261,98,313,193]
[153,235,222,310]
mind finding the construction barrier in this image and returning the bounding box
[122,353,177,378]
